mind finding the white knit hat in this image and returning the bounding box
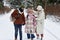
[37,5,43,11]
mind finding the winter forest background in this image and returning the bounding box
[0,0,60,40]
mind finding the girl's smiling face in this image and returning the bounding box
[27,8,33,14]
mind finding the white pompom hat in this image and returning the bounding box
[37,5,43,11]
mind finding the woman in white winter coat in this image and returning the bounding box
[34,5,45,39]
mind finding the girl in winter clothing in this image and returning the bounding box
[34,5,45,40]
[25,7,37,40]
[11,8,25,40]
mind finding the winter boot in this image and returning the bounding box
[41,34,43,40]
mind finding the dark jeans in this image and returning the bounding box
[14,24,22,40]
[27,33,35,39]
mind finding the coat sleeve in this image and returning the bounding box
[22,13,25,24]
[39,9,45,21]
[11,10,18,18]
[11,10,18,22]
[41,9,45,20]
[33,10,38,18]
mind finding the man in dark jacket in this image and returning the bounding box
[11,8,25,40]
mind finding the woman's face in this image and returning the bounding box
[27,8,33,14]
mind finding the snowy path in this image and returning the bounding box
[0,9,60,40]
[44,17,60,40]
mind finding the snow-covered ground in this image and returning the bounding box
[0,9,60,40]
[44,15,60,40]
